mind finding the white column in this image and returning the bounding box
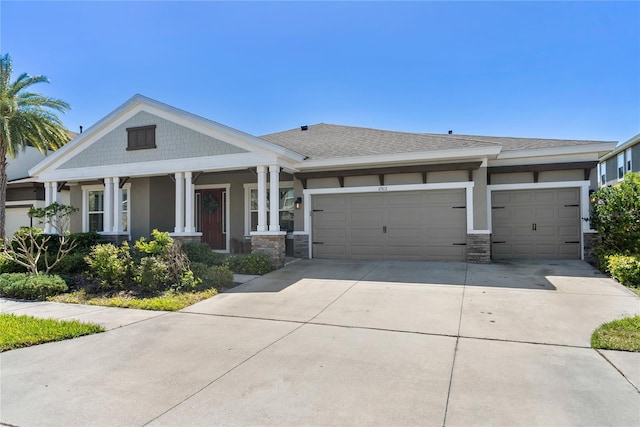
[103,177,113,233]
[184,172,195,233]
[256,166,268,232]
[50,181,58,204]
[43,182,52,233]
[269,165,280,232]
[112,177,122,233]
[174,172,185,233]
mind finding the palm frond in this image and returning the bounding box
[10,74,50,97]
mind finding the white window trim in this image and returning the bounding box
[82,183,131,236]
[600,162,607,186]
[194,183,231,253]
[243,181,294,236]
[617,153,625,181]
[625,148,633,173]
[487,180,591,261]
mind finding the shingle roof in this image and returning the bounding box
[260,123,614,160]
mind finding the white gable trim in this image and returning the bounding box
[30,94,305,177]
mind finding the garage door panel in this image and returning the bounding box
[492,188,580,259]
[313,190,466,261]
[313,244,347,258]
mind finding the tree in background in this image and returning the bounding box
[0,53,70,240]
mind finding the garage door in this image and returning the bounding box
[491,188,581,259]
[4,206,33,237]
[312,190,467,261]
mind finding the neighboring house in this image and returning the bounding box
[5,146,71,237]
[28,95,616,266]
[597,133,640,187]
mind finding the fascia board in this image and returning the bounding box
[599,133,639,161]
[488,152,603,167]
[36,152,279,182]
[496,143,618,160]
[293,146,501,171]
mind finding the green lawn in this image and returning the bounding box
[591,315,640,352]
[0,313,104,352]
[48,288,218,311]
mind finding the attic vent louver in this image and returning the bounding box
[301,125,308,131]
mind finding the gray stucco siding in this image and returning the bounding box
[58,111,247,170]
[632,144,640,173]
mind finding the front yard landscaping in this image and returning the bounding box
[1,225,272,313]
[589,172,640,352]
[0,313,104,352]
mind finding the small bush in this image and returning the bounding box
[182,242,226,265]
[192,264,233,290]
[225,253,273,275]
[607,254,640,288]
[134,256,170,294]
[0,257,26,273]
[52,251,89,274]
[85,242,133,291]
[0,273,68,300]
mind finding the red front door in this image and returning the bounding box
[197,189,225,250]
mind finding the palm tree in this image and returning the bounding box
[0,53,71,240]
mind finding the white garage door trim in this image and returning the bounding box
[487,180,592,260]
[303,182,475,259]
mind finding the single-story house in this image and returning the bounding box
[5,146,71,237]
[28,95,617,266]
[598,132,639,187]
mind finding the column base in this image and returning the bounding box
[583,232,600,266]
[466,233,491,263]
[251,232,286,269]
[169,232,203,245]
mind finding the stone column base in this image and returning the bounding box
[251,232,286,268]
[169,232,203,245]
[583,232,600,266]
[293,233,310,258]
[467,233,491,263]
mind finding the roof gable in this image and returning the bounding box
[31,94,305,178]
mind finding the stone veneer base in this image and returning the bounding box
[251,233,286,269]
[466,233,491,263]
[583,232,600,266]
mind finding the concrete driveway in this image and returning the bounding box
[1,259,639,426]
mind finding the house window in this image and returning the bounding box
[126,125,156,150]
[600,162,606,186]
[617,153,624,180]
[83,185,130,233]
[245,184,295,233]
[626,148,633,173]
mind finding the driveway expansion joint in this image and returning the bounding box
[595,349,640,394]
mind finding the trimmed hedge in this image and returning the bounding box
[190,262,234,289]
[606,254,640,288]
[225,253,273,275]
[0,273,68,300]
[182,242,226,266]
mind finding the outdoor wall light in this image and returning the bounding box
[295,197,302,210]
[589,189,597,203]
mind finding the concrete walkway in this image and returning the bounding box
[1,259,639,426]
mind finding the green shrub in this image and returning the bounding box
[191,264,233,290]
[0,257,26,273]
[135,229,174,256]
[590,173,640,254]
[182,242,226,265]
[85,242,134,291]
[134,256,170,294]
[0,273,68,300]
[607,254,640,288]
[225,253,273,275]
[51,251,89,274]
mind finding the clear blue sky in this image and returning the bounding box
[1,1,639,143]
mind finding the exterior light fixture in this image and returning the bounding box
[589,189,597,203]
[295,197,302,210]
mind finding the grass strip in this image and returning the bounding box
[0,313,104,352]
[49,288,218,311]
[591,315,640,352]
